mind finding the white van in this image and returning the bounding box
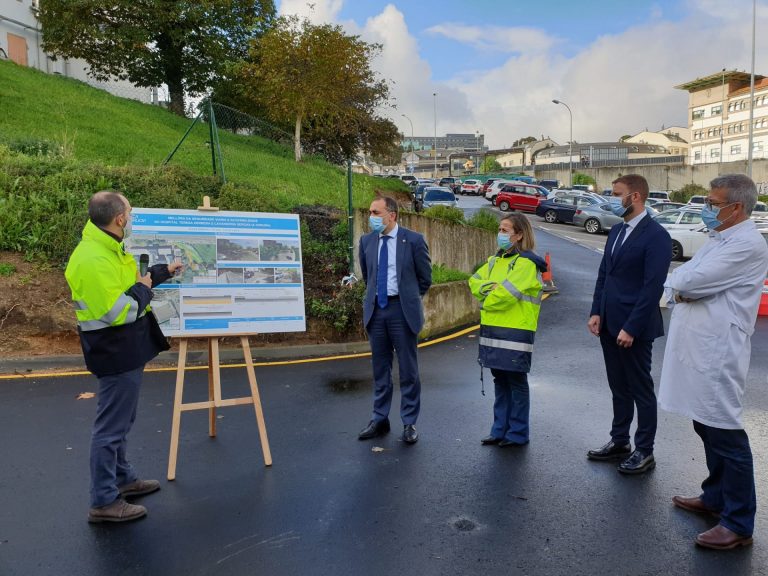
[648,191,670,200]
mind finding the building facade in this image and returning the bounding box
[401,133,485,152]
[0,0,158,104]
[676,70,768,165]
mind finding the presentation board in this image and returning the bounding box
[125,208,305,337]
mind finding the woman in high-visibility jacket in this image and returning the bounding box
[468,213,547,447]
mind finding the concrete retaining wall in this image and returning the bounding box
[535,159,768,193]
[421,280,478,338]
[352,209,496,278]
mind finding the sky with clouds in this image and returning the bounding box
[276,0,768,150]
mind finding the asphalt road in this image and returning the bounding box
[2,227,768,576]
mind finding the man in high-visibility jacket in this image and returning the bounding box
[65,190,182,523]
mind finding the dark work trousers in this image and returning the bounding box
[599,334,657,453]
[490,369,530,444]
[90,365,144,508]
[367,299,421,425]
[693,420,756,536]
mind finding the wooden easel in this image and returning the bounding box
[166,196,272,480]
[167,335,272,480]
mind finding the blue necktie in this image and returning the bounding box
[377,236,389,309]
[613,223,629,256]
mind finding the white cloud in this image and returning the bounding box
[278,0,344,24]
[276,0,768,149]
[425,23,558,54]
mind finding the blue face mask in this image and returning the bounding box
[497,232,513,251]
[701,205,724,230]
[608,196,633,218]
[369,215,386,233]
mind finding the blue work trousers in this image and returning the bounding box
[490,369,530,444]
[694,420,756,537]
[90,365,143,507]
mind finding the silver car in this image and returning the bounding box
[422,187,458,209]
[573,201,658,235]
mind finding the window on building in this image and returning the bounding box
[710,149,720,158]
[711,105,722,115]
[728,102,736,112]
[694,151,702,161]
[753,141,764,153]
[692,109,704,120]
[731,145,741,155]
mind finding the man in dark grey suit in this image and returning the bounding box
[358,196,432,444]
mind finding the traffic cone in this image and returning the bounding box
[542,252,558,294]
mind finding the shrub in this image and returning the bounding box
[671,183,707,203]
[422,205,465,225]
[432,263,470,283]
[467,209,499,233]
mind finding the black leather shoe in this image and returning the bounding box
[481,435,501,445]
[617,450,655,474]
[587,440,632,461]
[403,424,418,444]
[358,418,390,440]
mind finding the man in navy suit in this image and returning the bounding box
[358,196,432,444]
[587,175,671,474]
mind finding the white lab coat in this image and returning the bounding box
[658,219,768,429]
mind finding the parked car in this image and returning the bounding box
[536,193,604,224]
[411,184,432,211]
[572,184,594,193]
[495,183,547,213]
[422,187,458,209]
[400,175,417,185]
[572,202,624,234]
[538,179,561,191]
[669,224,710,261]
[438,177,462,193]
[648,190,671,200]
[687,195,706,206]
[652,207,703,230]
[505,174,538,185]
[484,179,514,203]
[753,201,768,214]
[572,200,660,234]
[480,177,503,197]
[651,201,686,212]
[461,179,483,195]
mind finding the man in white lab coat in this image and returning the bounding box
[659,174,768,550]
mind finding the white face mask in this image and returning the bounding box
[122,214,132,239]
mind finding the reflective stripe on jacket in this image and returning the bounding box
[66,220,148,331]
[65,220,169,376]
[468,251,544,372]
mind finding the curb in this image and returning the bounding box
[0,340,373,378]
[0,325,483,379]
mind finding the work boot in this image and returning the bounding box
[118,479,161,498]
[88,499,147,524]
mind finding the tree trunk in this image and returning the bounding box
[294,113,303,162]
[158,32,186,116]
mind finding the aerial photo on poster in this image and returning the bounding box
[125,208,305,336]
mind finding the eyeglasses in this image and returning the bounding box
[704,199,732,210]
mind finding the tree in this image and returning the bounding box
[573,173,597,187]
[481,156,502,173]
[38,0,275,116]
[236,15,390,162]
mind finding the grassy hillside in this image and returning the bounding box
[0,60,405,212]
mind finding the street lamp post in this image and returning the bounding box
[747,0,756,177]
[433,92,438,179]
[720,68,726,165]
[402,113,414,174]
[475,130,480,174]
[552,99,573,188]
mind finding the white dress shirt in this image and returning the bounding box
[612,210,646,253]
[658,219,768,428]
[378,223,399,296]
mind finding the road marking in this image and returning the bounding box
[0,297,551,381]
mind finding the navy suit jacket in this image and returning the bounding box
[590,213,671,340]
[359,226,432,334]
